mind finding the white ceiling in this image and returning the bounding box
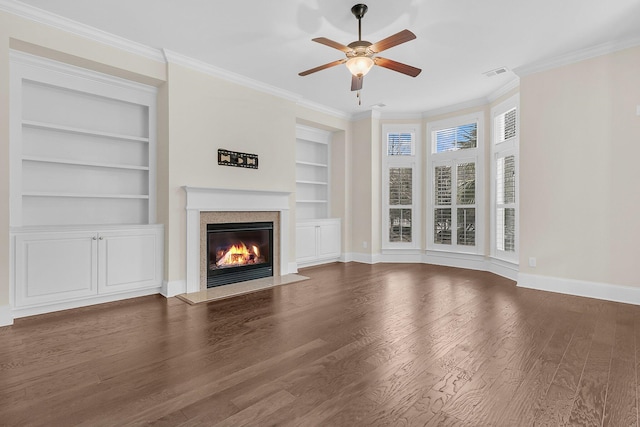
[11,0,640,115]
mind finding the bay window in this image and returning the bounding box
[427,113,483,253]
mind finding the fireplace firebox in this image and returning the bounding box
[206,222,273,287]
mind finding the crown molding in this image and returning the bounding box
[486,77,520,103]
[422,97,487,119]
[377,111,423,120]
[514,35,640,77]
[297,98,351,121]
[10,49,158,95]
[351,109,384,121]
[163,49,305,104]
[0,0,165,62]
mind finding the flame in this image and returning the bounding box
[216,242,263,267]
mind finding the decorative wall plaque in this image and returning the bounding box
[218,149,259,169]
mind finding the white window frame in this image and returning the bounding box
[382,124,421,250]
[426,112,484,254]
[490,94,520,263]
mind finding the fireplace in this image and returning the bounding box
[206,222,274,287]
[180,186,290,296]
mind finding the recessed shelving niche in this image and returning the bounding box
[295,125,331,220]
[10,51,157,227]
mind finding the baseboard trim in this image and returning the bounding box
[349,253,382,264]
[161,280,186,298]
[487,258,519,281]
[423,251,487,271]
[347,251,519,282]
[12,287,162,319]
[378,252,423,263]
[0,304,13,327]
[287,262,298,274]
[517,273,640,306]
[340,253,354,263]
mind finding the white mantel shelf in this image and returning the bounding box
[183,186,292,294]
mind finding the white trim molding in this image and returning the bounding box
[183,186,292,295]
[0,0,164,62]
[487,258,519,281]
[0,305,13,327]
[514,36,640,77]
[518,273,640,306]
[11,287,161,319]
[162,280,186,298]
[422,251,487,272]
[487,78,520,103]
[349,252,383,265]
[422,97,487,119]
[163,49,301,103]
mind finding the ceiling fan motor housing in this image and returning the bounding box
[347,40,373,58]
[351,4,368,20]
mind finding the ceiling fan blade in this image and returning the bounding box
[351,74,363,91]
[312,37,352,53]
[374,57,422,77]
[299,59,347,76]
[369,29,416,53]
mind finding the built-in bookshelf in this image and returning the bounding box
[9,51,163,318]
[295,125,331,220]
[10,51,157,227]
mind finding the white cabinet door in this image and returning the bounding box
[296,223,318,263]
[14,231,98,307]
[98,228,163,294]
[317,221,341,258]
[296,219,341,267]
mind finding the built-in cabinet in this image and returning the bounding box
[9,51,163,318]
[295,125,341,267]
[14,226,163,309]
[296,219,341,268]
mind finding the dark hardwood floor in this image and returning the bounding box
[1,262,638,426]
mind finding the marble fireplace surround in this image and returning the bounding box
[184,186,291,295]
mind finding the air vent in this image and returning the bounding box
[483,67,509,77]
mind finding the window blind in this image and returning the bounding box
[389,168,412,205]
[498,108,516,143]
[387,132,414,156]
[435,123,477,153]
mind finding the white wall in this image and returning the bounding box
[162,61,298,283]
[519,45,640,288]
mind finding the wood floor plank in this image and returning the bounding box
[567,341,614,425]
[602,312,637,426]
[497,310,580,425]
[533,314,597,425]
[2,262,640,426]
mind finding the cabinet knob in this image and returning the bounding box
[99,236,104,240]
[92,236,97,240]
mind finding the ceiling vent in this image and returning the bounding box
[483,67,509,77]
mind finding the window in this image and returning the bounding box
[491,95,519,262]
[427,113,483,253]
[387,132,414,156]
[435,123,478,152]
[388,167,413,242]
[382,125,421,249]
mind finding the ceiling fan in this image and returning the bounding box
[299,3,421,103]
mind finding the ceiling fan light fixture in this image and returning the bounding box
[346,56,374,77]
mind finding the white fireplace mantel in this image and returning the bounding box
[183,186,292,294]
